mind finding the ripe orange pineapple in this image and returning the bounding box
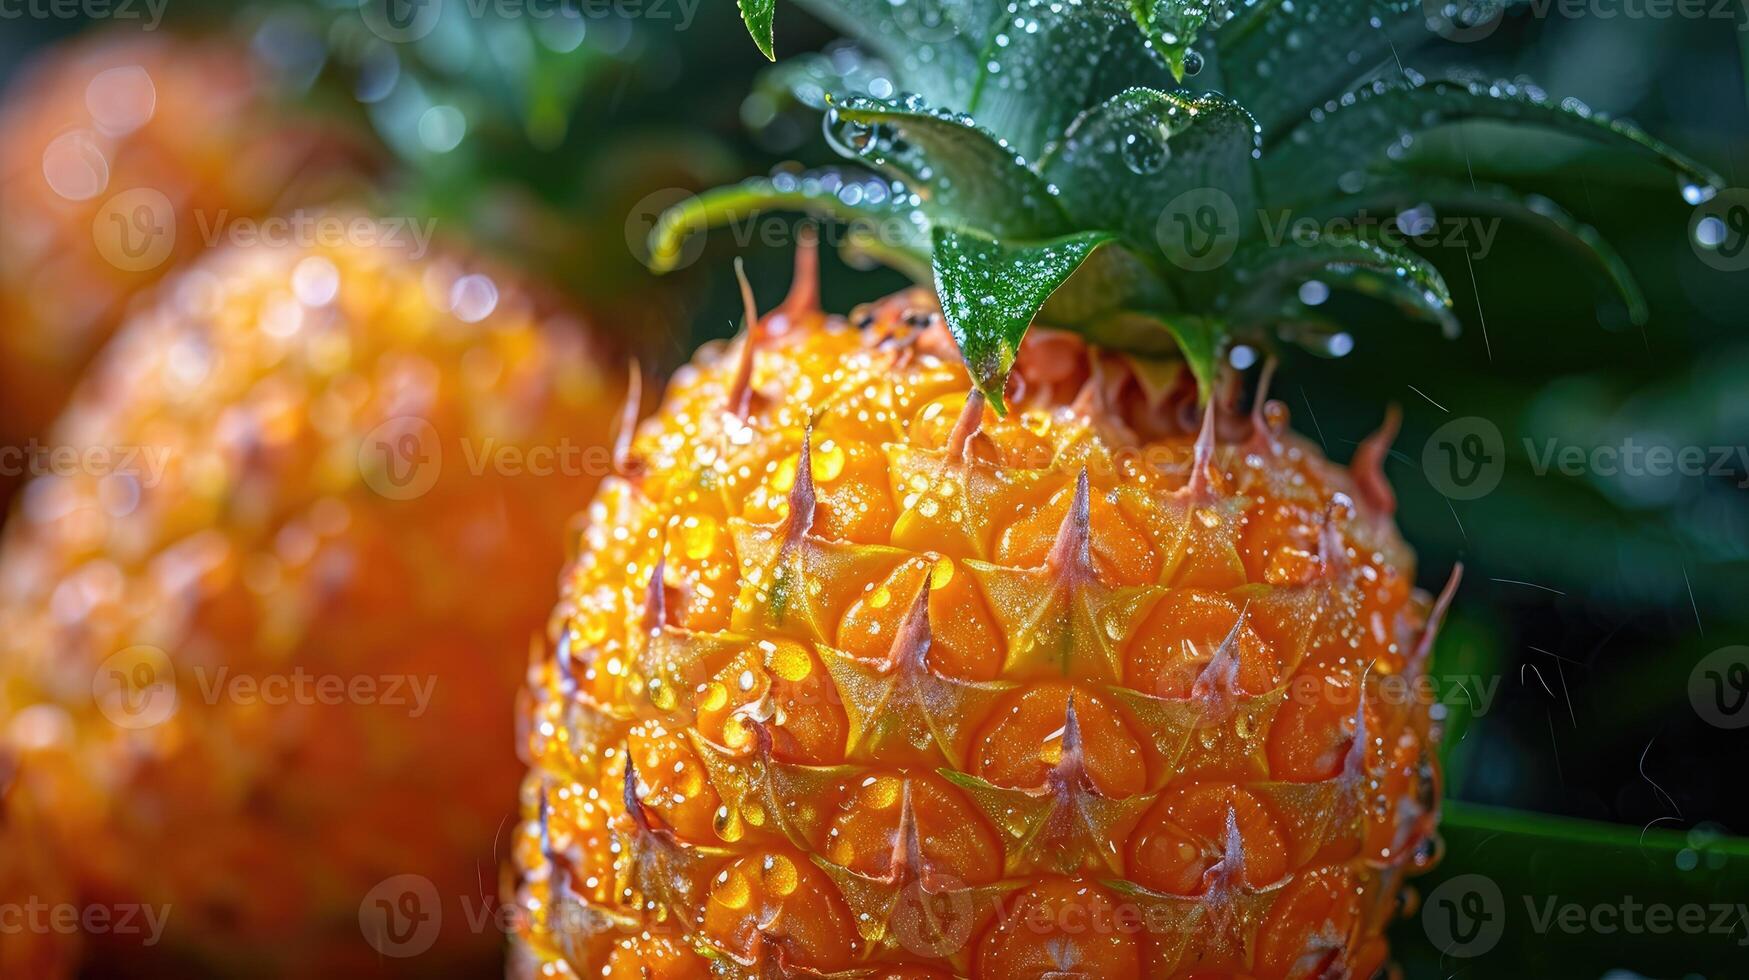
[512,0,1720,974]
[0,230,621,974]
[0,30,362,471]
[511,260,1456,977]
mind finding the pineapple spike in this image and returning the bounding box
[728,258,761,418]
[553,632,576,696]
[889,577,934,673]
[1412,563,1466,669]
[885,780,929,886]
[1187,394,1220,498]
[1247,357,1280,453]
[1339,680,1371,792]
[1051,693,1090,791]
[642,556,668,635]
[786,427,820,544]
[613,360,644,479]
[621,753,654,833]
[1191,602,1252,713]
[1317,503,1350,576]
[1202,804,1250,904]
[1351,405,1403,516]
[776,223,821,329]
[1046,469,1096,580]
[945,389,986,462]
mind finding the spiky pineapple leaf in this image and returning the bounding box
[1263,77,1725,204]
[1128,0,1233,78]
[830,97,1071,239]
[1042,88,1261,258]
[1314,177,1649,325]
[647,171,930,277]
[970,3,1178,161]
[791,0,983,107]
[1211,0,1432,134]
[1229,230,1457,335]
[932,225,1115,412]
[739,0,778,60]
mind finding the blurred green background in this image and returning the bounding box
[3,2,1746,976]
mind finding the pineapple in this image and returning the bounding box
[0,229,622,974]
[512,1,1720,976]
[0,30,363,497]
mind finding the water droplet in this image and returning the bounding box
[1681,180,1718,206]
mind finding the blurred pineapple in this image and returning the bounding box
[0,30,364,501]
[0,228,623,974]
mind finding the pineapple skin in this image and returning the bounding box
[513,285,1445,978]
[0,232,621,975]
[0,31,363,477]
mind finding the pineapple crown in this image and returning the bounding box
[655,0,1723,412]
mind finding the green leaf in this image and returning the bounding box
[829,97,1071,239]
[1212,0,1430,135]
[1229,229,1458,336]
[1262,76,1726,207]
[739,0,777,60]
[931,226,1115,412]
[793,0,984,108]
[1129,0,1234,79]
[1392,801,1749,975]
[1047,309,1226,406]
[1042,88,1261,259]
[971,3,1177,161]
[1306,177,1649,325]
[647,171,930,275]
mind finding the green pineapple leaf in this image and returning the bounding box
[1312,177,1649,325]
[829,97,1071,239]
[1157,314,1224,402]
[1211,0,1432,133]
[1042,88,1261,259]
[1128,0,1232,79]
[1263,76,1725,204]
[932,225,1116,413]
[647,171,931,278]
[1229,230,1458,335]
[739,0,778,60]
